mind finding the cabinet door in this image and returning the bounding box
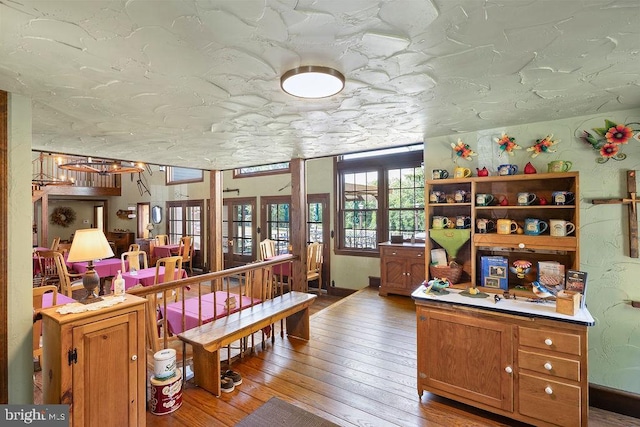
[418,308,514,411]
[72,312,141,427]
[407,255,426,290]
[382,255,407,289]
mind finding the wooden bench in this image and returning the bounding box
[177,291,316,396]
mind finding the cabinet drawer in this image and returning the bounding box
[519,327,581,356]
[519,372,581,427]
[381,247,424,258]
[518,350,580,381]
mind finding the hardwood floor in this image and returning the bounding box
[146,288,640,427]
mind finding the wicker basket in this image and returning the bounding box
[429,264,463,284]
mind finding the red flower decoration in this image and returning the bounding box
[605,124,633,144]
[600,142,619,158]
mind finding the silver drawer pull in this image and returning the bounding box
[545,386,553,395]
[504,366,513,374]
[544,338,553,346]
[544,362,553,371]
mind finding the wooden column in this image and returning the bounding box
[0,90,8,403]
[290,158,307,292]
[209,170,223,288]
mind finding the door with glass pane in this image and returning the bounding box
[222,198,256,268]
[308,194,330,291]
[261,196,291,256]
[167,200,204,268]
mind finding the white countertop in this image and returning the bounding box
[411,285,594,326]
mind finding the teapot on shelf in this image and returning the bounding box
[476,167,489,177]
[524,162,537,174]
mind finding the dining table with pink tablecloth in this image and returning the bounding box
[153,244,180,258]
[159,291,260,334]
[42,292,76,308]
[32,246,53,276]
[70,258,126,278]
[121,266,188,290]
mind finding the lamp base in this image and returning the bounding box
[80,267,103,304]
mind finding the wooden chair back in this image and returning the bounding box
[306,242,324,295]
[53,251,84,297]
[154,256,183,285]
[179,236,193,275]
[121,250,149,273]
[35,250,61,288]
[155,234,169,246]
[50,237,61,251]
[259,239,276,261]
[33,285,58,364]
[128,243,140,252]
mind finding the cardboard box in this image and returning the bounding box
[481,256,508,290]
[556,290,581,316]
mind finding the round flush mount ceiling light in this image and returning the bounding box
[281,66,345,99]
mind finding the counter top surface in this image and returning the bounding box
[411,285,594,326]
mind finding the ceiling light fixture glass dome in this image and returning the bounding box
[281,66,345,99]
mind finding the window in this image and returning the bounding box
[167,200,203,252]
[336,145,424,256]
[261,196,291,255]
[166,167,203,185]
[234,162,290,178]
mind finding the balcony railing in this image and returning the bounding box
[32,152,122,190]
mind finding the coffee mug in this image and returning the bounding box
[455,215,471,229]
[552,191,575,205]
[497,219,518,235]
[454,166,472,178]
[432,216,451,229]
[548,160,572,173]
[497,164,518,176]
[454,189,469,203]
[432,169,449,180]
[524,218,548,235]
[429,190,446,203]
[550,219,576,237]
[476,218,495,233]
[476,193,494,206]
[517,192,537,206]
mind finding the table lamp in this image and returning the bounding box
[146,223,154,238]
[66,228,114,304]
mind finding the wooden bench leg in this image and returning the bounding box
[192,346,221,397]
[285,307,310,340]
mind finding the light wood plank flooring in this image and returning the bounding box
[146,288,640,426]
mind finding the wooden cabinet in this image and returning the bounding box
[135,237,156,264]
[426,172,579,296]
[415,296,590,427]
[107,231,135,257]
[379,243,425,296]
[41,295,147,427]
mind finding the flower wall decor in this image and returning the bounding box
[450,139,477,163]
[526,134,559,158]
[578,119,640,163]
[495,133,521,156]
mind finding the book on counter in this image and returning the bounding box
[480,256,508,290]
[537,261,565,293]
[565,270,588,308]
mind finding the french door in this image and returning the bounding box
[308,194,330,291]
[222,198,256,268]
[166,200,204,268]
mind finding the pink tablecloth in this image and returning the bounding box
[121,266,187,289]
[266,254,292,277]
[154,244,180,258]
[42,292,76,308]
[160,291,260,334]
[71,258,125,278]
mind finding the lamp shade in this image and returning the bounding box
[281,66,345,98]
[67,228,114,263]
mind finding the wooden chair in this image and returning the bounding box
[33,285,58,365]
[259,239,276,261]
[155,234,169,246]
[50,237,61,251]
[34,250,61,288]
[121,250,149,273]
[179,236,193,275]
[306,242,324,295]
[146,256,184,353]
[154,256,183,285]
[128,243,140,252]
[53,251,84,298]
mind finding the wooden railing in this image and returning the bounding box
[32,152,121,189]
[126,255,295,359]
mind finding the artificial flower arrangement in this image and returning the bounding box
[579,119,639,163]
[527,134,559,158]
[495,133,521,156]
[450,139,477,162]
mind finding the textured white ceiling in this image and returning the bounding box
[1,0,639,170]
